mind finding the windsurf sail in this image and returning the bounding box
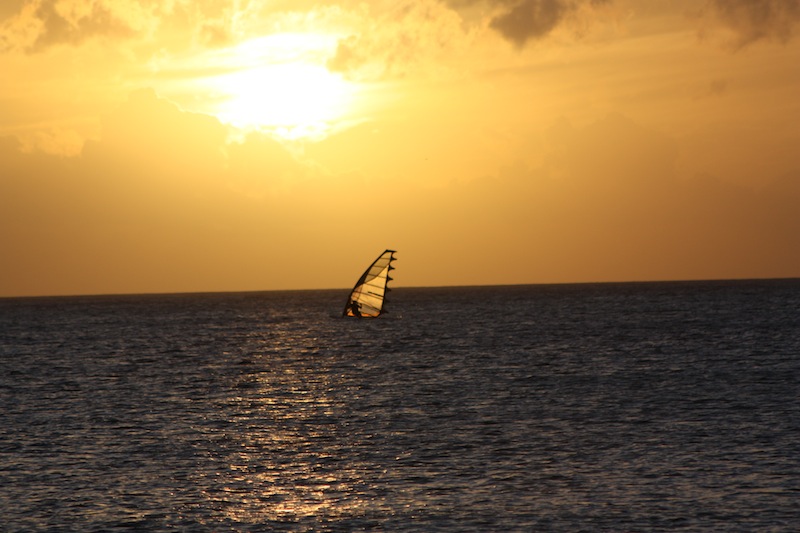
[342,249,397,318]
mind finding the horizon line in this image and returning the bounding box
[2,276,798,301]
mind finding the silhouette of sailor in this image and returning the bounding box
[348,300,362,317]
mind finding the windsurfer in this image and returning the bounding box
[348,300,362,317]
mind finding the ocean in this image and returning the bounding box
[1,280,799,531]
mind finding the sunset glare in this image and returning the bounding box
[2,0,800,297]
[213,62,354,135]
[195,34,357,137]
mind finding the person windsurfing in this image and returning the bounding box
[348,300,362,317]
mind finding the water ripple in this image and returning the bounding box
[1,281,799,531]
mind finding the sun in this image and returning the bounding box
[214,62,353,138]
[201,34,359,140]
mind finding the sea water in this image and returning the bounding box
[1,280,799,531]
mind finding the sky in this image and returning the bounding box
[2,0,799,297]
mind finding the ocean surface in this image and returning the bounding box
[1,280,799,532]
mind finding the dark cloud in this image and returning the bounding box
[448,0,611,47]
[459,0,800,48]
[0,0,142,53]
[708,0,800,46]
[490,0,568,47]
[31,1,135,51]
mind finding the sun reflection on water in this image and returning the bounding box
[197,330,383,528]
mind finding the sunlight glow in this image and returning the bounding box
[201,34,358,140]
[214,63,353,138]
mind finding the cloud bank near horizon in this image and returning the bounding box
[1,91,797,296]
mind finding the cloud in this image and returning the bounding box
[491,0,565,47]
[0,0,27,22]
[2,89,799,295]
[6,0,153,52]
[446,0,611,48]
[93,88,227,172]
[328,0,468,80]
[704,0,800,47]
[0,0,249,53]
[0,0,161,52]
[32,1,133,50]
[0,1,42,52]
[449,0,800,49]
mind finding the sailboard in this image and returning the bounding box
[342,249,397,318]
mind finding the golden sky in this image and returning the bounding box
[2,0,799,297]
